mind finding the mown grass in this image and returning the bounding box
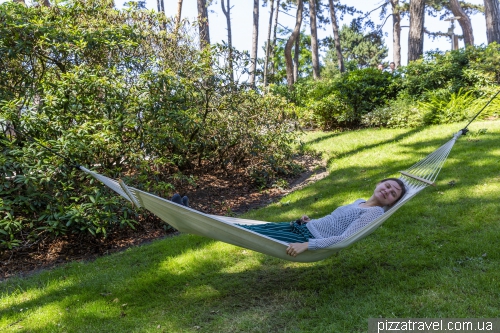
[1,120,499,333]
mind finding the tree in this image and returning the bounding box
[408,0,425,62]
[263,0,276,87]
[294,30,300,81]
[420,0,479,49]
[285,0,304,88]
[484,0,500,44]
[449,0,474,46]
[391,0,401,67]
[197,0,210,49]
[309,0,320,79]
[157,0,165,14]
[249,0,260,87]
[268,29,313,83]
[124,1,147,9]
[324,22,388,70]
[328,0,344,73]
[270,0,281,77]
[175,0,183,32]
[360,1,402,66]
[221,0,234,82]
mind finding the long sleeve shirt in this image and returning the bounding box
[306,199,384,250]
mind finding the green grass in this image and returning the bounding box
[1,120,499,332]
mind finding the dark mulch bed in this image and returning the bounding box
[0,156,326,281]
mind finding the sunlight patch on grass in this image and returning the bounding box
[219,255,262,274]
[181,284,221,300]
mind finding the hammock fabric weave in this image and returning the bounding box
[81,130,463,262]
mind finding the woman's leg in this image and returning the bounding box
[171,193,182,205]
[171,194,189,207]
[238,223,310,243]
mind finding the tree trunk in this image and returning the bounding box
[249,0,259,87]
[484,0,500,44]
[294,34,300,81]
[157,0,161,12]
[175,0,183,32]
[285,0,303,88]
[160,0,165,13]
[328,0,344,73]
[391,0,401,67]
[263,0,275,87]
[13,0,26,4]
[221,0,234,82]
[41,0,51,6]
[309,0,320,79]
[197,0,210,49]
[408,0,425,62]
[449,0,474,46]
[271,0,281,76]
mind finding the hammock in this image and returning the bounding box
[80,130,464,263]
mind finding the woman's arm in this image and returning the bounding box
[308,208,384,250]
[286,242,309,257]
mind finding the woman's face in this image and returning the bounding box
[373,180,403,206]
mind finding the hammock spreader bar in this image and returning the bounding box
[80,130,463,262]
[399,171,436,186]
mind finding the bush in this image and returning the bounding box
[362,45,500,128]
[305,91,355,130]
[466,43,500,84]
[272,45,500,131]
[362,88,500,129]
[0,1,299,248]
[281,69,401,129]
[401,45,500,101]
[361,95,423,128]
[417,88,480,125]
[333,68,400,120]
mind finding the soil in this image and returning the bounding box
[0,155,327,281]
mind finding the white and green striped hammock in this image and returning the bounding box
[80,130,464,262]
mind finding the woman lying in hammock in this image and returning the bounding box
[172,178,406,258]
[243,178,406,257]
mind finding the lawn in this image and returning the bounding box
[1,120,499,333]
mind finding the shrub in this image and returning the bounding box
[466,43,500,84]
[417,88,478,124]
[305,69,400,128]
[401,45,500,101]
[402,50,469,99]
[363,88,500,129]
[272,69,401,129]
[305,92,355,130]
[0,1,299,248]
[333,68,400,121]
[362,95,424,128]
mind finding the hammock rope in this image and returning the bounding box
[400,130,463,186]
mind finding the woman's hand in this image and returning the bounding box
[286,242,309,257]
[301,215,311,223]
